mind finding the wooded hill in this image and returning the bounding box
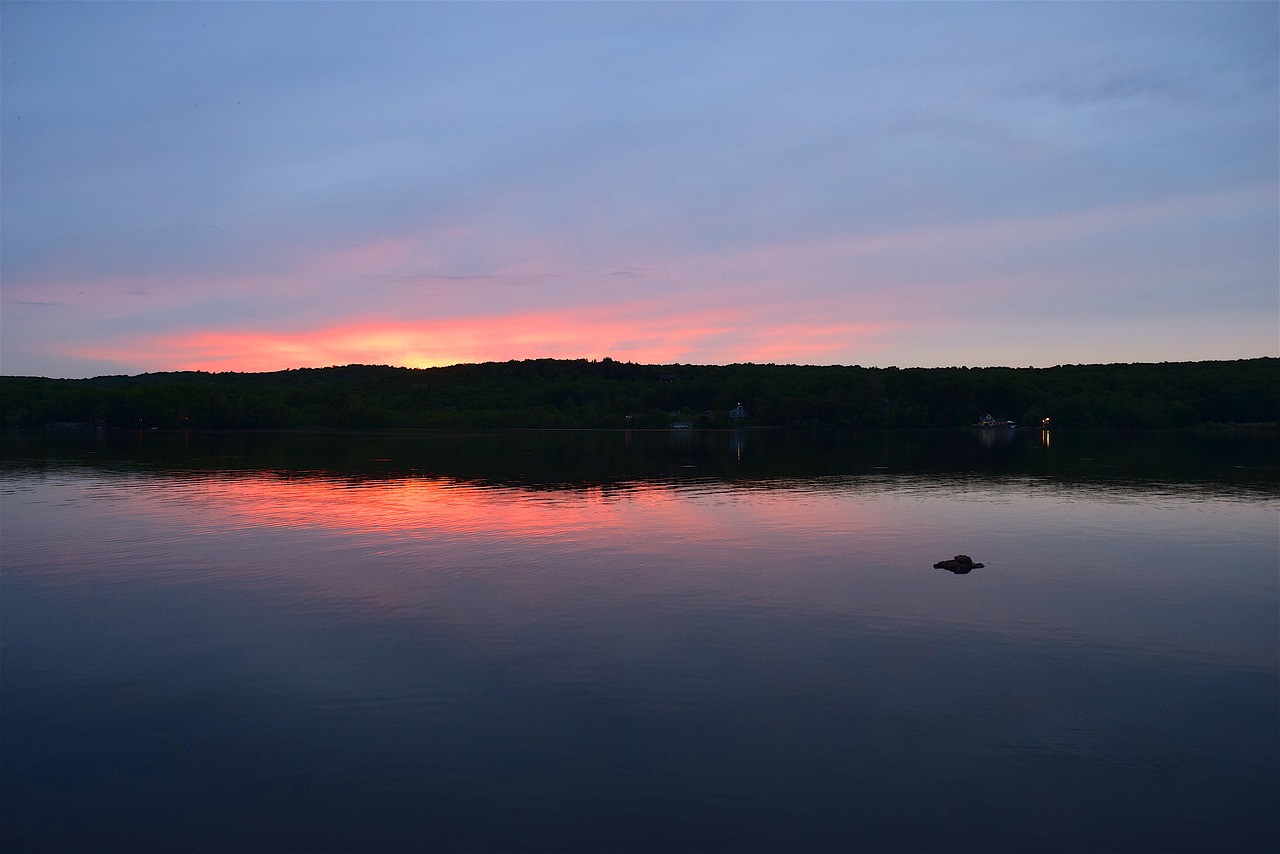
[2,357,1276,430]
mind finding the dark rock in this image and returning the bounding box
[933,554,984,573]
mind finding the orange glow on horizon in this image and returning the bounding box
[66,307,898,372]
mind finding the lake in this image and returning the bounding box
[2,428,1277,853]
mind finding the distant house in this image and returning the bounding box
[729,404,748,420]
[975,413,1016,428]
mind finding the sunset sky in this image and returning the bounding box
[2,2,1276,378]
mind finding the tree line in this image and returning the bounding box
[2,357,1275,430]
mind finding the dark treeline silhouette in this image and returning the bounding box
[2,357,1276,430]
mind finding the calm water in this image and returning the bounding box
[2,429,1277,853]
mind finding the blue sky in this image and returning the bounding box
[2,1,1276,377]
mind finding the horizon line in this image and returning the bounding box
[5,354,1277,382]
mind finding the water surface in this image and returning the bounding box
[3,429,1277,852]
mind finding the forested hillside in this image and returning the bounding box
[2,357,1275,430]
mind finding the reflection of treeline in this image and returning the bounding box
[4,428,1276,498]
[2,357,1276,430]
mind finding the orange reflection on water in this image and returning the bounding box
[7,466,1275,669]
[163,473,884,549]
[82,472,904,617]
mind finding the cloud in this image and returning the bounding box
[8,173,1274,376]
[2,2,1276,377]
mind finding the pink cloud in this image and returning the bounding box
[20,181,1274,375]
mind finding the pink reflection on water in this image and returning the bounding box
[3,469,1275,669]
[3,471,911,616]
[141,473,896,545]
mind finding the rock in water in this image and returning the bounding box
[933,554,984,573]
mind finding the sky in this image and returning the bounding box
[2,2,1277,378]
